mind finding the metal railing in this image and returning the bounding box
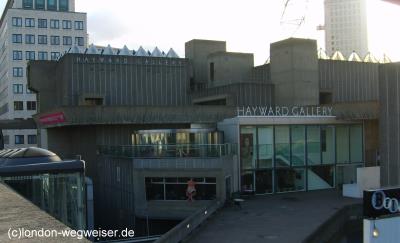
[97,144,235,158]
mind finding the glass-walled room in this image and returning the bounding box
[240,124,363,194]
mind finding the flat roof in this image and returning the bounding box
[187,190,361,243]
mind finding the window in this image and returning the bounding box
[210,62,214,82]
[38,52,48,60]
[62,20,71,29]
[14,101,23,111]
[28,135,37,144]
[12,34,22,43]
[35,0,45,9]
[51,52,60,60]
[26,85,33,94]
[38,19,47,28]
[15,135,24,145]
[47,0,57,10]
[25,34,35,44]
[59,0,69,11]
[75,37,84,46]
[13,50,22,60]
[50,36,60,45]
[13,67,23,77]
[25,18,35,27]
[50,19,59,29]
[38,35,47,44]
[23,0,33,9]
[25,51,35,60]
[63,36,72,45]
[12,17,22,27]
[13,84,23,94]
[74,21,84,30]
[27,101,36,110]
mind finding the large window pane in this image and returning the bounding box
[336,126,350,163]
[255,170,273,194]
[308,165,334,190]
[47,0,57,10]
[241,171,254,192]
[291,125,305,166]
[276,168,305,192]
[307,126,321,165]
[258,126,273,168]
[275,126,290,167]
[35,0,45,9]
[322,126,335,164]
[350,125,363,163]
[240,127,257,170]
[336,164,362,186]
[59,0,69,11]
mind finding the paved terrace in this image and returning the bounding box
[186,190,361,243]
[0,183,89,243]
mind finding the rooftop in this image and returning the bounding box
[186,190,361,243]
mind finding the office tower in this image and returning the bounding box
[0,0,87,148]
[324,0,368,57]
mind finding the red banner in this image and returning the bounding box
[39,112,66,125]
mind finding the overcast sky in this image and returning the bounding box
[1,0,399,65]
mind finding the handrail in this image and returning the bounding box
[97,144,236,158]
[154,200,222,243]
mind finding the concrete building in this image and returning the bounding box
[0,0,87,149]
[27,38,388,236]
[324,0,368,57]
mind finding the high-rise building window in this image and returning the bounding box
[50,36,60,45]
[47,0,57,11]
[13,84,24,94]
[26,85,33,94]
[14,101,23,111]
[15,135,24,145]
[38,35,47,44]
[25,34,35,44]
[23,0,33,9]
[12,17,22,27]
[59,0,69,11]
[38,52,48,60]
[74,21,84,30]
[25,18,35,27]
[38,19,47,28]
[50,19,59,29]
[62,20,72,29]
[75,37,84,46]
[12,34,22,43]
[27,101,36,110]
[28,135,37,144]
[13,51,23,60]
[13,67,23,77]
[63,36,72,46]
[51,52,60,60]
[35,0,45,9]
[25,51,35,60]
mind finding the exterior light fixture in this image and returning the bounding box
[187,224,190,229]
[373,220,379,238]
[205,211,208,215]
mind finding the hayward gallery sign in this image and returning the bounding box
[237,106,333,117]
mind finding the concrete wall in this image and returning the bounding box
[270,38,319,106]
[185,39,226,86]
[319,60,379,103]
[379,63,400,187]
[207,52,254,87]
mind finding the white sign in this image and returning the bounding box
[237,106,333,117]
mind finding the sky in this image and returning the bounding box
[1,0,399,65]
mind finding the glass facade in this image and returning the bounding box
[240,124,363,194]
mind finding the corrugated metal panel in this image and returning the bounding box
[318,60,379,103]
[379,63,400,187]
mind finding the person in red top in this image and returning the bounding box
[186,178,196,202]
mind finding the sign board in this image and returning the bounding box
[237,106,333,117]
[364,188,400,219]
[39,112,66,125]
